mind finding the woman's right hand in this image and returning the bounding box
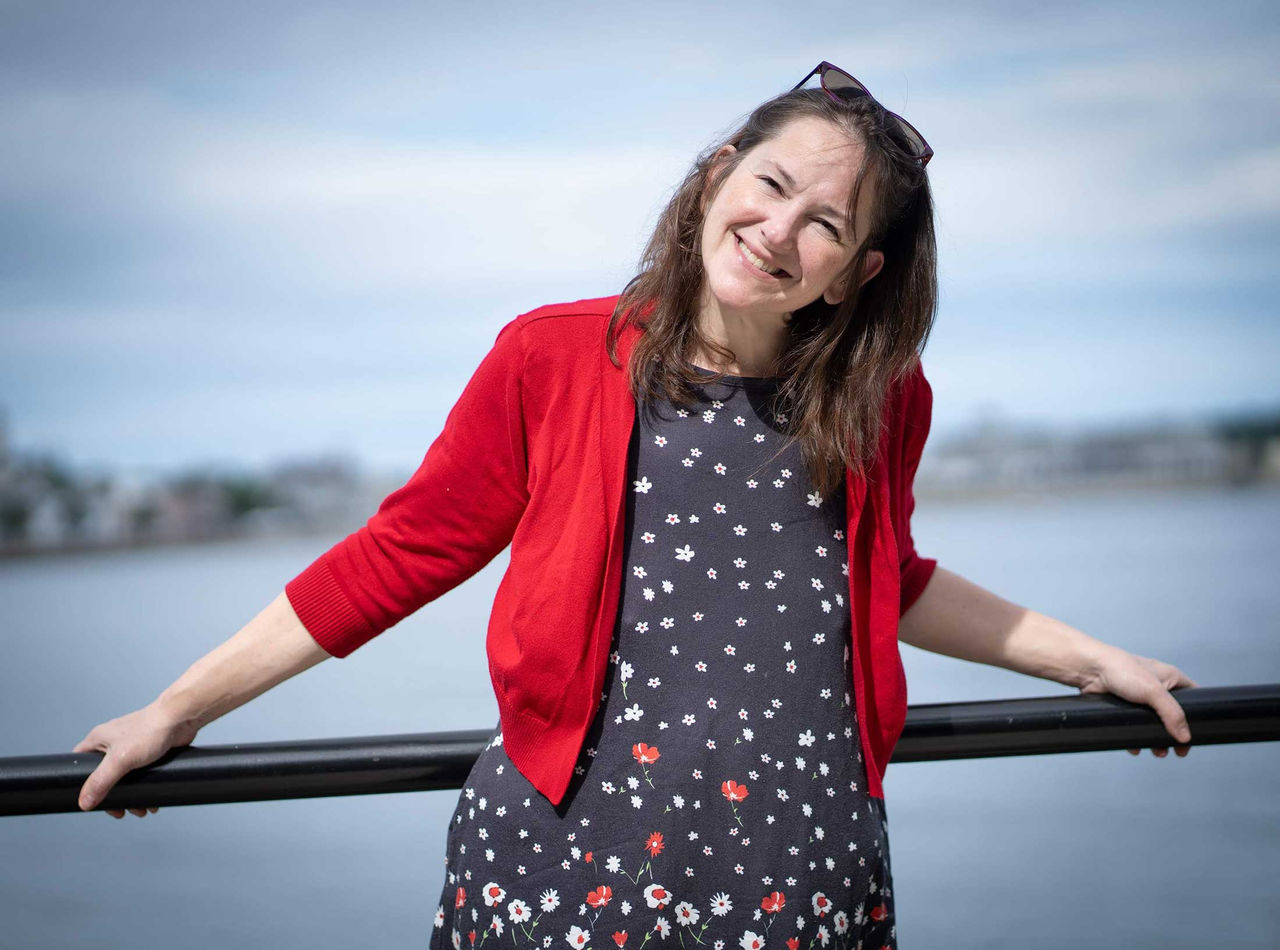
[73,702,200,819]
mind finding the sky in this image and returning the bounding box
[1,0,1277,478]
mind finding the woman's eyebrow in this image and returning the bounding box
[762,159,848,224]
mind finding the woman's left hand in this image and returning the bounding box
[1077,647,1198,758]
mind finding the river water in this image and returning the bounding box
[2,484,1277,948]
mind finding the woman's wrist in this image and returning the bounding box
[1002,610,1112,690]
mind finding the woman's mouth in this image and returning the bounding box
[735,234,790,279]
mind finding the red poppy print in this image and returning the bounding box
[632,742,661,764]
[761,891,786,914]
[586,885,612,909]
[721,779,749,802]
[613,931,628,947]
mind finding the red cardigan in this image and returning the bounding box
[285,296,937,805]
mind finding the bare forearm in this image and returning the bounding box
[898,566,1111,688]
[154,591,332,731]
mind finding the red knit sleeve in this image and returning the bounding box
[894,361,938,616]
[284,318,530,657]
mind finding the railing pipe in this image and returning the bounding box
[2,684,1276,818]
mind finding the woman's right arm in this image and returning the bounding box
[74,590,331,818]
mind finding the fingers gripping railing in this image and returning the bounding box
[2,684,1277,817]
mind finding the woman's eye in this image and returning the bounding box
[818,220,841,240]
[759,175,783,192]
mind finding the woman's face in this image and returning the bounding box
[698,115,883,324]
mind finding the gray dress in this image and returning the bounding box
[431,370,897,950]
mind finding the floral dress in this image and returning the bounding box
[431,371,897,950]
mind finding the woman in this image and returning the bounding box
[74,63,1195,948]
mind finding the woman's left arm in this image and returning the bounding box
[898,565,1197,758]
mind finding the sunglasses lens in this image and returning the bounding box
[887,113,927,155]
[820,66,868,99]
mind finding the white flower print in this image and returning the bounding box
[620,661,634,683]
[683,458,695,467]
[754,433,765,443]
[812,632,825,644]
[746,478,758,487]
[565,925,590,948]
[674,902,700,926]
[633,476,653,493]
[770,522,782,532]
[710,893,733,916]
[690,447,702,457]
[732,556,746,567]
[807,491,823,507]
[633,565,647,579]
[820,599,832,613]
[623,703,644,721]
[606,855,622,873]
[663,579,674,593]
[682,714,696,725]
[666,513,682,525]
[773,570,785,579]
[798,730,816,747]
[660,617,675,629]
[692,612,703,621]
[635,621,649,634]
[655,917,671,937]
[642,531,656,544]
[689,514,700,523]
[785,660,797,673]
[742,727,754,741]
[702,410,715,423]
[732,524,747,536]
[654,435,667,447]
[482,883,505,907]
[815,545,827,557]
[735,617,747,626]
[674,544,695,561]
[601,780,615,794]
[773,479,785,488]
[631,794,643,808]
[643,587,656,601]
[776,604,787,613]
[707,567,718,579]
[811,577,824,591]
[508,899,531,923]
[734,415,746,426]
[714,462,727,475]
[739,931,764,950]
[644,883,673,909]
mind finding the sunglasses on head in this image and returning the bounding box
[791,61,933,168]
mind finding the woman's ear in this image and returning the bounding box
[700,144,738,214]
[824,250,885,305]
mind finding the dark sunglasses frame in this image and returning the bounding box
[791,61,934,168]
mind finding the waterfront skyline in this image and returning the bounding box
[1,0,1277,474]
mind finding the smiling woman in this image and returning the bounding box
[72,59,1196,950]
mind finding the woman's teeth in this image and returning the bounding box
[737,236,785,276]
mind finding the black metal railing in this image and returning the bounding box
[3,684,1277,818]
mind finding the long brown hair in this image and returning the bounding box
[606,87,937,496]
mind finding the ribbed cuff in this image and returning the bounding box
[900,556,938,617]
[284,558,377,659]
